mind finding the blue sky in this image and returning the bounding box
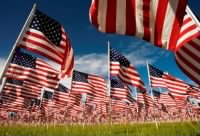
[0,0,199,89]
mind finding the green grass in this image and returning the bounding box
[0,121,199,136]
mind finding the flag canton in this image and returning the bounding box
[57,83,69,93]
[136,87,145,94]
[153,90,160,97]
[30,9,62,46]
[149,64,163,78]
[110,48,130,67]
[111,78,124,88]
[6,78,23,86]
[72,71,89,83]
[12,51,36,69]
[43,91,53,99]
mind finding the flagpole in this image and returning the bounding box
[107,41,112,125]
[0,77,7,94]
[0,4,37,83]
[186,5,200,30]
[146,61,158,129]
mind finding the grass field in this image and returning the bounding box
[0,121,199,136]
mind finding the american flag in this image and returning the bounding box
[53,84,70,104]
[2,77,42,99]
[149,64,189,98]
[18,9,74,78]
[159,93,176,106]
[175,7,200,85]
[148,64,167,88]
[163,74,189,98]
[89,0,186,50]
[111,78,134,102]
[6,51,60,89]
[110,48,145,91]
[71,70,107,97]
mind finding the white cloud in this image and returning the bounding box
[122,41,171,67]
[46,54,108,89]
[75,53,108,77]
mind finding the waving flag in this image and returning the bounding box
[6,51,60,89]
[71,70,107,97]
[90,0,187,50]
[148,64,189,98]
[89,1,200,85]
[111,78,134,102]
[2,77,42,99]
[148,64,167,88]
[110,48,145,91]
[18,9,74,78]
[53,84,70,103]
[175,9,200,85]
[163,74,189,98]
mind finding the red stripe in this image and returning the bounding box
[106,0,116,33]
[143,0,150,41]
[168,0,187,51]
[154,0,168,47]
[178,25,198,39]
[126,0,136,35]
[182,17,192,26]
[89,0,99,28]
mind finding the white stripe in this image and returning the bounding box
[98,0,107,32]
[116,0,126,34]
[135,0,144,38]
[162,0,179,49]
[149,0,159,43]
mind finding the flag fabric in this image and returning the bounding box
[148,64,189,98]
[159,93,176,106]
[18,9,74,78]
[2,77,42,99]
[71,70,107,97]
[90,0,187,50]
[175,36,200,85]
[6,51,60,89]
[110,48,145,91]
[175,8,200,85]
[162,74,189,98]
[111,77,134,102]
[53,84,70,103]
[148,64,167,88]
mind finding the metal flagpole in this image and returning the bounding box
[0,4,37,89]
[146,61,158,129]
[107,41,112,125]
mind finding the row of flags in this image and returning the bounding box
[0,1,200,122]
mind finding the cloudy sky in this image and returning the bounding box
[0,0,199,89]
